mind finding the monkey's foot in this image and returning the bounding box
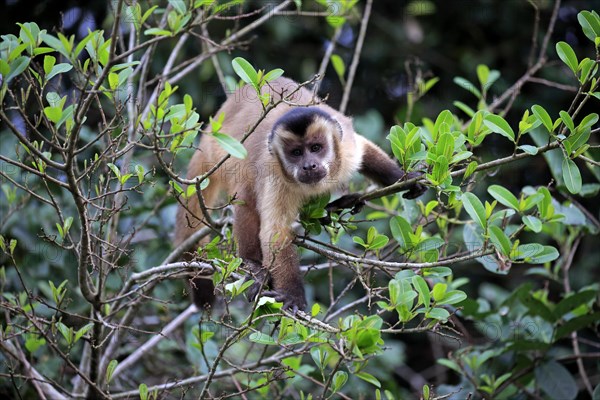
[261,289,307,313]
[402,172,427,199]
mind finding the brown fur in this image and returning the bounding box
[174,77,423,310]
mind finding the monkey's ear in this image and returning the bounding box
[333,118,344,138]
[267,129,276,154]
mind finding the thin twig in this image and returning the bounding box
[313,26,343,95]
[561,236,593,395]
[298,239,493,270]
[339,0,373,114]
[360,141,560,202]
[201,20,228,96]
[111,305,198,378]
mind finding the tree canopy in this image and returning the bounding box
[1,1,599,399]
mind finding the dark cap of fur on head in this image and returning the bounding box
[269,107,343,146]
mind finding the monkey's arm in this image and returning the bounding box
[238,187,306,311]
[257,193,307,312]
[321,139,425,222]
[259,226,306,312]
[358,139,426,199]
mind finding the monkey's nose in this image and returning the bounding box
[303,163,317,170]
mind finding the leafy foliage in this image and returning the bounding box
[0,2,599,400]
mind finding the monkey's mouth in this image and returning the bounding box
[297,170,327,184]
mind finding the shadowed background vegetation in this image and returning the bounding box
[1,1,599,399]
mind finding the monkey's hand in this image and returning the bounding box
[320,193,365,224]
[402,172,427,199]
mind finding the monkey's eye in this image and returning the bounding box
[291,149,303,157]
[310,144,322,153]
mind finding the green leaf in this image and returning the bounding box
[556,312,600,339]
[212,132,247,159]
[332,371,348,393]
[311,303,320,317]
[107,163,121,179]
[462,192,487,229]
[389,216,415,250]
[522,215,542,233]
[531,104,553,133]
[106,360,118,384]
[262,68,284,82]
[488,225,511,256]
[528,246,559,264]
[488,185,519,210]
[454,76,481,98]
[310,346,330,372]
[9,239,17,255]
[518,145,538,155]
[56,322,72,345]
[438,290,467,305]
[331,54,346,82]
[483,114,515,142]
[556,42,578,74]
[432,283,447,302]
[577,113,598,132]
[144,28,172,36]
[108,72,119,90]
[423,385,430,400]
[6,56,30,83]
[47,63,72,80]
[476,64,489,87]
[578,10,600,42]
[554,290,597,317]
[369,234,389,250]
[426,307,450,321]
[74,323,93,342]
[135,164,144,184]
[564,128,590,155]
[249,332,277,345]
[169,0,186,14]
[562,158,582,194]
[559,111,575,133]
[450,150,472,164]
[56,223,64,238]
[422,77,439,94]
[353,236,367,247]
[535,360,578,400]
[454,100,476,117]
[24,334,46,353]
[464,160,478,179]
[231,57,258,85]
[356,372,381,388]
[43,55,56,75]
[139,383,149,400]
[411,275,430,309]
[438,358,462,374]
[44,106,62,123]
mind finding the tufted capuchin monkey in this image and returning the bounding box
[174,77,426,312]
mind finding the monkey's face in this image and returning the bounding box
[271,111,340,186]
[285,140,329,184]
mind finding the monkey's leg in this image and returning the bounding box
[233,189,269,301]
[174,157,223,309]
[358,138,426,199]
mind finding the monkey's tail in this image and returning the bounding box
[190,277,215,310]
